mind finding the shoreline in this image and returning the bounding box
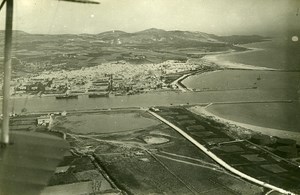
[203,46,276,71]
[176,43,278,92]
[189,105,300,144]
[177,41,300,143]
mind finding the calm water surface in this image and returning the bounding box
[185,38,300,132]
[58,112,159,134]
[216,38,300,70]
[6,89,293,114]
[183,70,300,93]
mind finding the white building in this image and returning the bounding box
[37,115,52,126]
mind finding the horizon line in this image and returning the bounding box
[0,28,270,37]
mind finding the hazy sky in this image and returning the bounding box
[0,0,299,35]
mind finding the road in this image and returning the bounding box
[148,110,297,195]
[171,74,191,92]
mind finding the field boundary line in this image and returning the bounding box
[148,110,296,195]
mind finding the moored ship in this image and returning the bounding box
[55,94,78,99]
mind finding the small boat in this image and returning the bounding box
[55,94,78,99]
[257,75,261,80]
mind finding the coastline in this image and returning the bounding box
[176,41,300,142]
[203,47,276,70]
[176,43,277,92]
[189,105,300,144]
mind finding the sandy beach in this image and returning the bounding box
[203,47,276,70]
[189,105,300,144]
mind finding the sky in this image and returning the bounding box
[0,0,299,36]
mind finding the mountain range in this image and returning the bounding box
[0,28,268,46]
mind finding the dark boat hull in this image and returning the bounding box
[55,95,78,99]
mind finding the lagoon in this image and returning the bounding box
[54,112,159,134]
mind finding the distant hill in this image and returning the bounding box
[0,28,268,46]
[93,28,222,45]
[91,28,267,45]
[96,30,128,40]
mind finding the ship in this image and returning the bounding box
[257,75,261,80]
[88,92,109,98]
[55,94,78,99]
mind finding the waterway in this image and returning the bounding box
[6,89,293,114]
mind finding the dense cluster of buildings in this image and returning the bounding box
[10,60,201,97]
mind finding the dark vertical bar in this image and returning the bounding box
[1,0,13,144]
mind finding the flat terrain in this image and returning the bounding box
[60,110,264,195]
[52,110,160,134]
[43,155,117,195]
[153,107,300,194]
